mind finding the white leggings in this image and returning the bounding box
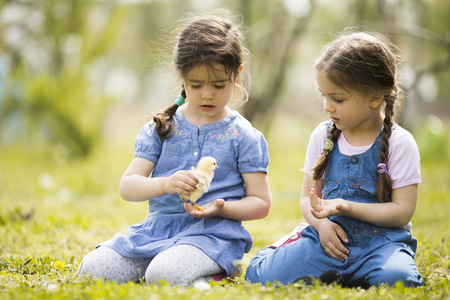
[77,245,224,286]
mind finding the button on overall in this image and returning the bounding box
[350,156,359,164]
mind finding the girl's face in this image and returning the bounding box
[181,63,240,125]
[316,70,384,139]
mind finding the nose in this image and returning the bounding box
[323,98,334,113]
[202,86,214,100]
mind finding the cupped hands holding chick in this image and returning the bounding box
[165,156,220,218]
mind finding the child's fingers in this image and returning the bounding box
[184,203,204,218]
[325,244,348,262]
[324,236,349,261]
[311,208,326,219]
[178,172,198,188]
[309,188,323,212]
[336,227,349,244]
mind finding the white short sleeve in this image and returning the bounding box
[388,127,421,189]
[304,122,329,175]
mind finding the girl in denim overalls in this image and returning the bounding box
[246,32,423,288]
[78,11,271,287]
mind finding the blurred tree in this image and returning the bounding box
[345,0,450,131]
[0,0,129,158]
[239,0,316,132]
[1,0,449,155]
[396,0,450,131]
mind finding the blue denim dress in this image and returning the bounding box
[98,110,269,275]
[246,122,423,287]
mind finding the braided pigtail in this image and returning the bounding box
[376,92,395,202]
[153,89,186,139]
[314,31,403,201]
[312,123,342,185]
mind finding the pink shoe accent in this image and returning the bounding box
[208,272,227,282]
[205,265,242,282]
[268,223,308,248]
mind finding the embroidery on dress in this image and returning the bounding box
[207,125,241,142]
[167,122,191,137]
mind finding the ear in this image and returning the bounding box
[369,94,384,109]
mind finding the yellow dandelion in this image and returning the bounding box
[54,260,65,271]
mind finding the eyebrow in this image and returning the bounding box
[187,78,229,83]
[318,89,346,96]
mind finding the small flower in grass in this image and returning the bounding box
[54,260,65,271]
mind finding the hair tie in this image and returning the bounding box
[323,139,334,152]
[175,95,185,106]
[377,163,387,174]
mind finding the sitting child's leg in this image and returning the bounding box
[246,225,341,285]
[77,246,151,284]
[145,244,224,286]
[362,241,423,287]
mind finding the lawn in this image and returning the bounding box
[0,116,449,299]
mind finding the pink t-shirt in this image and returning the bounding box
[304,121,421,189]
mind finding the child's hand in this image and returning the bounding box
[164,170,198,196]
[310,188,351,218]
[310,188,350,261]
[184,199,225,219]
[316,220,350,261]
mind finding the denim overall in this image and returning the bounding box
[246,125,423,287]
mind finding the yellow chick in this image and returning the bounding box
[180,156,218,212]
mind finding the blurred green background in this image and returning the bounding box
[0,0,449,298]
[1,0,449,159]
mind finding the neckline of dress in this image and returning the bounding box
[175,109,239,131]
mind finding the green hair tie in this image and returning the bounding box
[175,95,185,106]
[323,139,334,152]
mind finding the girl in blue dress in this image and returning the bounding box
[245,31,423,288]
[78,11,271,286]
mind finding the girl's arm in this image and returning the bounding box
[300,174,349,261]
[186,172,271,221]
[310,184,418,228]
[119,157,198,202]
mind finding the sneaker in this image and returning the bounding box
[268,223,308,249]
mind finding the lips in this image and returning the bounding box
[201,105,215,111]
[330,117,339,123]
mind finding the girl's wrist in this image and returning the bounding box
[311,217,326,232]
[345,200,353,217]
[314,216,337,232]
[215,199,227,218]
[161,176,171,195]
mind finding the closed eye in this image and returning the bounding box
[320,93,343,103]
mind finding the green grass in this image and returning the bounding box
[0,117,449,299]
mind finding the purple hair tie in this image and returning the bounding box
[377,163,387,174]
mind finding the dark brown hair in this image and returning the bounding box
[153,11,249,139]
[312,31,403,203]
